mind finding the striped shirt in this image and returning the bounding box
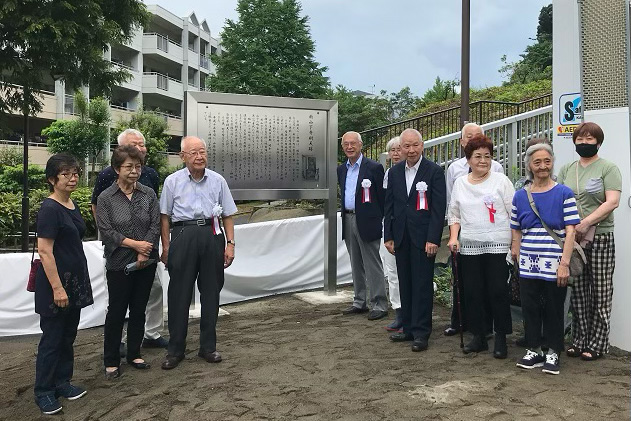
[510,183,580,281]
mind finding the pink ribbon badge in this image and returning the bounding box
[211,204,223,235]
[483,195,496,223]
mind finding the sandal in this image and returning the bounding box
[566,345,582,358]
[580,349,602,361]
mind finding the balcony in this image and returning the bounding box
[142,72,184,100]
[199,54,210,70]
[0,85,57,120]
[110,104,135,123]
[142,33,184,65]
[146,109,183,136]
[111,61,141,91]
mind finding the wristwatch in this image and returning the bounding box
[226,239,235,246]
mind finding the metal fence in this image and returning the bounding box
[356,94,552,161]
[421,105,553,180]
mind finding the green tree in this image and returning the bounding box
[208,0,329,98]
[500,4,552,84]
[43,92,111,177]
[379,87,424,120]
[0,0,148,118]
[113,108,170,176]
[421,76,459,104]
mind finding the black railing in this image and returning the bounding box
[351,94,552,162]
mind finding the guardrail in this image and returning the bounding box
[419,105,553,179]
[143,32,182,53]
[357,94,552,162]
[142,72,182,91]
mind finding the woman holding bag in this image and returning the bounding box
[511,142,580,375]
[97,145,160,379]
[33,153,93,415]
[557,122,621,361]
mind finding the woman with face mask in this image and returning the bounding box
[557,122,622,361]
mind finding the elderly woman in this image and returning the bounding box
[97,145,160,378]
[34,153,93,415]
[557,122,621,361]
[511,142,580,375]
[381,137,403,331]
[447,134,515,358]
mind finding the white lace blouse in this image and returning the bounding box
[448,172,515,255]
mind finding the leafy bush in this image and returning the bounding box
[0,146,22,167]
[0,187,96,247]
[0,164,47,193]
[433,265,453,308]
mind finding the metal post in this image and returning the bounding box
[21,105,30,252]
[460,0,471,129]
[324,104,339,295]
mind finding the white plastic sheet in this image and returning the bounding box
[0,214,352,337]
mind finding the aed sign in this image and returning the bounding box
[556,124,578,137]
[559,93,582,125]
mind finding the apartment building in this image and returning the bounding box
[1,4,221,158]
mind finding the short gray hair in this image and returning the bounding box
[524,143,554,180]
[117,128,145,145]
[400,128,423,142]
[341,131,362,144]
[385,136,400,151]
[461,122,483,136]
[181,136,207,150]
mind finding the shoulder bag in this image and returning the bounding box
[525,187,586,278]
[27,219,40,292]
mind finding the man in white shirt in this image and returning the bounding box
[444,123,503,337]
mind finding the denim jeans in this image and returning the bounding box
[34,308,81,398]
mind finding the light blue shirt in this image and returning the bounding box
[160,167,238,222]
[344,154,363,211]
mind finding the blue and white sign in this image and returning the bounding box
[559,92,582,125]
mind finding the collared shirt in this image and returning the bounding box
[445,157,503,206]
[344,154,363,210]
[160,167,238,222]
[405,157,422,195]
[91,165,160,205]
[96,182,161,271]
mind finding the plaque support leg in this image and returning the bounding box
[323,196,337,295]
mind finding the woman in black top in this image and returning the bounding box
[34,153,93,415]
[96,145,160,378]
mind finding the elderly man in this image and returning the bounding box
[384,128,446,352]
[159,136,237,370]
[91,129,167,351]
[443,123,503,337]
[337,131,388,320]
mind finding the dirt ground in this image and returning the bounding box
[0,287,629,421]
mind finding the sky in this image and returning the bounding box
[151,0,551,97]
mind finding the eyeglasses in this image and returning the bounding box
[182,149,207,157]
[120,164,142,172]
[59,171,81,179]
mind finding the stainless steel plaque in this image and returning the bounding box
[198,103,327,189]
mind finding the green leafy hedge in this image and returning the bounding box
[0,187,96,247]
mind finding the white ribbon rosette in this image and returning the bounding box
[361,179,372,203]
[211,204,223,234]
[416,181,428,210]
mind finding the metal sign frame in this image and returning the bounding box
[186,91,339,293]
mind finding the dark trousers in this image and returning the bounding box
[520,277,567,353]
[449,253,467,331]
[395,230,434,340]
[103,264,156,367]
[460,253,512,336]
[167,226,225,357]
[34,308,81,398]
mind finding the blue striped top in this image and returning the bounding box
[510,184,580,281]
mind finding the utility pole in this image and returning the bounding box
[21,95,30,252]
[460,0,470,130]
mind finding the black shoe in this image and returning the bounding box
[119,342,127,359]
[493,334,508,359]
[128,360,151,369]
[389,332,414,342]
[342,306,368,315]
[161,354,184,370]
[444,326,460,336]
[411,338,428,352]
[198,350,222,363]
[367,310,388,320]
[104,367,121,380]
[463,335,488,354]
[142,336,169,349]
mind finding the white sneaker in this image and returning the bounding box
[542,352,560,375]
